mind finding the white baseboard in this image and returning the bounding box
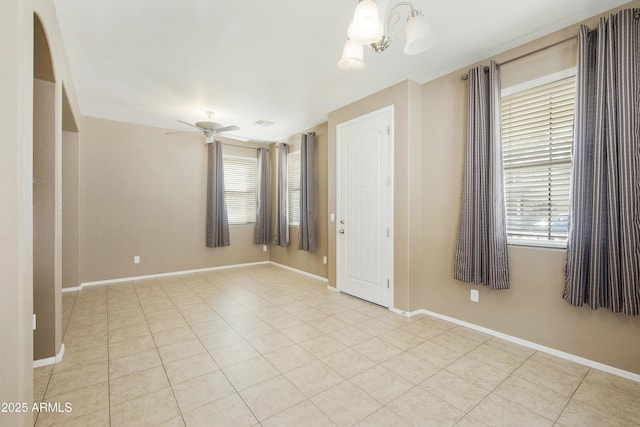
[33,343,65,368]
[389,307,423,317]
[269,261,329,283]
[398,308,640,383]
[76,261,270,289]
[61,263,639,383]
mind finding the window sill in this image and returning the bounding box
[507,238,567,250]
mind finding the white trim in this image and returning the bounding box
[61,286,80,293]
[501,67,577,97]
[411,308,640,383]
[388,307,423,317]
[508,238,567,250]
[33,344,65,368]
[269,261,329,283]
[57,264,639,383]
[223,153,258,161]
[78,261,270,288]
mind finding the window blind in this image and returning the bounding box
[501,75,575,244]
[223,155,257,225]
[288,151,301,225]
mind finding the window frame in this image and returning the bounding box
[287,150,301,226]
[501,68,576,249]
[222,154,258,225]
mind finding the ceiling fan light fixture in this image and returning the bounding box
[174,113,242,141]
[347,0,382,44]
[337,39,367,70]
[404,10,435,55]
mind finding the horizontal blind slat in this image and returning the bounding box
[288,151,301,224]
[223,156,257,225]
[501,74,575,243]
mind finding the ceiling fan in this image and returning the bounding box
[168,111,243,143]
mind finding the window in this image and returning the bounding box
[223,155,257,225]
[501,71,576,247]
[288,151,301,225]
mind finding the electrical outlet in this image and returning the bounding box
[323,256,327,264]
[470,289,479,302]
[330,213,335,222]
[263,245,268,252]
[134,256,140,264]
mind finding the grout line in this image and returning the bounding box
[178,276,268,424]
[553,368,589,425]
[160,275,222,424]
[54,266,640,426]
[131,278,187,427]
[553,368,637,425]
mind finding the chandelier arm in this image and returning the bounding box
[382,1,416,37]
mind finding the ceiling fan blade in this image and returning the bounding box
[213,125,240,133]
[177,120,203,131]
[166,130,200,135]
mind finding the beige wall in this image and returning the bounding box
[62,130,80,287]
[79,117,269,283]
[418,1,640,375]
[33,77,61,360]
[328,81,423,311]
[1,3,34,422]
[269,123,329,279]
[323,1,640,375]
[1,0,81,424]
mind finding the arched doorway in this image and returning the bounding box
[33,14,60,362]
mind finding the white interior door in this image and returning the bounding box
[337,106,393,307]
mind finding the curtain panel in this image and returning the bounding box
[206,140,230,247]
[298,132,317,251]
[454,60,510,290]
[564,9,640,315]
[254,147,270,244]
[273,143,289,247]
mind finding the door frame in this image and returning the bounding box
[335,105,394,309]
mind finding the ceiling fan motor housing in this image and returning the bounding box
[196,121,224,131]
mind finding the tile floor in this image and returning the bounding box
[33,264,640,426]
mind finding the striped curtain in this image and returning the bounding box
[205,140,230,247]
[298,132,317,251]
[273,143,289,247]
[564,9,640,315]
[254,147,270,244]
[454,60,510,290]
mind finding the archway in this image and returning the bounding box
[33,14,59,361]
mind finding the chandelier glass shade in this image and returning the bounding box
[347,0,383,44]
[338,0,435,70]
[337,39,367,71]
[403,10,435,55]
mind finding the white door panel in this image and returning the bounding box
[337,107,392,307]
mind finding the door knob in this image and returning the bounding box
[338,229,345,234]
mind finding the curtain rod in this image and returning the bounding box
[210,141,268,151]
[460,34,577,81]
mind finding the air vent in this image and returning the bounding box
[254,119,275,127]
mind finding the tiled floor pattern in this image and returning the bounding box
[33,264,640,426]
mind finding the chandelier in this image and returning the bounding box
[338,0,435,70]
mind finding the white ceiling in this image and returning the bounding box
[53,0,629,142]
